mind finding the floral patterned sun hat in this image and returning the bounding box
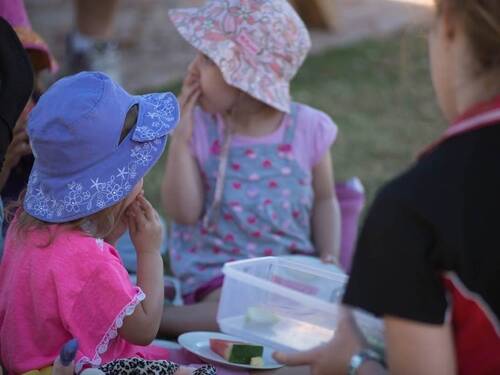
[0,0,58,73]
[24,72,179,222]
[169,0,311,113]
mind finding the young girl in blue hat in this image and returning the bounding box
[161,0,342,336]
[0,72,214,375]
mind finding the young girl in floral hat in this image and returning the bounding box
[0,72,214,375]
[161,0,342,335]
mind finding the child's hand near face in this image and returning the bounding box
[162,58,205,225]
[127,194,164,254]
[174,59,202,143]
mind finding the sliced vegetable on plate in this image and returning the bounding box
[209,338,264,366]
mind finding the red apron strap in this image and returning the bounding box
[420,95,500,158]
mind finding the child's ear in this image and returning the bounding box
[440,1,460,40]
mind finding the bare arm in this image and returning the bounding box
[118,196,165,345]
[311,152,341,262]
[275,308,457,375]
[161,62,204,225]
[162,135,204,224]
[384,316,457,375]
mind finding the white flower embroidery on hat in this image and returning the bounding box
[24,141,158,220]
[133,93,179,141]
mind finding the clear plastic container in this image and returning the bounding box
[217,257,384,353]
[218,257,344,352]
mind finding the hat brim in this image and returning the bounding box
[24,92,179,223]
[169,8,291,113]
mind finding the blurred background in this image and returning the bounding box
[25,0,442,213]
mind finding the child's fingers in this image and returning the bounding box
[153,208,161,222]
[5,141,31,166]
[187,59,200,76]
[182,69,200,90]
[185,70,200,85]
[180,85,200,110]
[181,89,201,115]
[131,201,148,227]
[9,131,29,147]
[181,81,200,100]
[128,199,144,221]
[184,87,201,108]
[126,206,138,234]
[13,117,29,133]
[182,75,197,92]
[137,195,157,222]
[129,205,147,233]
[127,214,136,235]
[13,122,27,135]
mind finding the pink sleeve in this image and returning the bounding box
[189,107,212,167]
[293,105,338,170]
[58,241,144,369]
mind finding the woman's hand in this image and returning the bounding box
[274,308,368,375]
[127,195,164,254]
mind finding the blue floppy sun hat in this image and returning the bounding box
[24,71,179,223]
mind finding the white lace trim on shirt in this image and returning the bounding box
[75,288,146,373]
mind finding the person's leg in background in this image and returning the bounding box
[74,0,119,40]
[66,0,121,81]
[159,288,221,339]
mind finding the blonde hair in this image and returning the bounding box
[436,0,500,70]
[6,191,128,246]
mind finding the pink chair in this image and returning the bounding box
[335,178,365,273]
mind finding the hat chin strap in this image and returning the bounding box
[202,121,233,232]
[202,91,281,231]
[201,91,241,231]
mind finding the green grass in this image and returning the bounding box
[144,29,444,215]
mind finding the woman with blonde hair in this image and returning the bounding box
[277,0,500,373]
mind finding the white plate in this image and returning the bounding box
[178,331,284,370]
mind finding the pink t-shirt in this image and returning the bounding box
[190,103,338,171]
[0,220,168,373]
